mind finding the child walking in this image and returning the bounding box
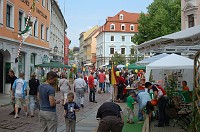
[64,92,80,132]
[126,90,136,124]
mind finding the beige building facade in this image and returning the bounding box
[181,0,200,30]
[79,26,98,66]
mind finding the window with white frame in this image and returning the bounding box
[122,36,125,42]
[30,53,36,75]
[42,0,45,7]
[111,36,114,41]
[18,52,25,74]
[41,24,44,40]
[34,20,38,37]
[119,14,123,20]
[130,24,134,31]
[121,48,125,54]
[47,0,50,11]
[110,23,115,30]
[6,3,14,28]
[110,48,114,54]
[0,0,3,24]
[46,27,49,41]
[131,36,134,42]
[121,24,125,31]
[18,11,23,31]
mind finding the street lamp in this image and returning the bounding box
[131,44,139,62]
[54,45,58,53]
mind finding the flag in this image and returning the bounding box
[111,63,117,85]
[18,17,36,40]
[20,26,32,40]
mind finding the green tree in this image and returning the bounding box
[110,52,126,65]
[132,0,181,44]
[69,49,74,60]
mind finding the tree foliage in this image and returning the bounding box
[110,52,126,65]
[132,0,181,44]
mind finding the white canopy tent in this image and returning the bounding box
[117,64,125,69]
[137,25,200,53]
[136,53,169,65]
[145,54,194,89]
[84,63,93,66]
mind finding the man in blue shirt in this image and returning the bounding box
[38,71,60,132]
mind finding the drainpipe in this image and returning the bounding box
[104,32,105,65]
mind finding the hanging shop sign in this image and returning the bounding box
[20,0,30,6]
[36,7,47,19]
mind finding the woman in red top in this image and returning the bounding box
[182,80,189,91]
[117,72,126,103]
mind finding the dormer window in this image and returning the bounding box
[110,23,115,30]
[119,14,123,20]
[121,24,125,31]
[130,24,134,31]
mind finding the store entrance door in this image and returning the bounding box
[0,52,3,93]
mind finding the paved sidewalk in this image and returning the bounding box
[0,88,111,132]
[0,94,10,107]
[0,91,187,132]
[57,101,101,132]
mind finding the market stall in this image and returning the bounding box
[145,54,194,90]
[128,63,146,70]
[136,53,169,65]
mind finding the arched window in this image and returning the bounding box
[121,24,125,31]
[119,14,123,20]
[110,23,115,30]
[130,24,134,31]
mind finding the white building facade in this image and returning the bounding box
[96,10,140,67]
[49,0,67,62]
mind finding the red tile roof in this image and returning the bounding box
[107,10,140,23]
[99,10,140,33]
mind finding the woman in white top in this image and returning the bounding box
[58,72,71,105]
[105,71,110,94]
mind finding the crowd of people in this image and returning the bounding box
[7,67,191,132]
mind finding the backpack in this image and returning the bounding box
[15,79,25,97]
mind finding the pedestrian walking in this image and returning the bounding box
[88,72,97,103]
[58,72,71,105]
[74,74,86,108]
[98,70,106,93]
[8,69,21,115]
[96,102,124,132]
[105,71,110,94]
[64,92,80,132]
[29,72,40,117]
[84,74,88,92]
[12,72,28,119]
[116,72,126,103]
[38,71,60,132]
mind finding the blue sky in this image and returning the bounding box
[57,0,153,48]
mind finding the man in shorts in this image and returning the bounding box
[12,73,28,118]
[8,69,21,115]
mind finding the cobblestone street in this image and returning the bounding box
[0,87,111,132]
